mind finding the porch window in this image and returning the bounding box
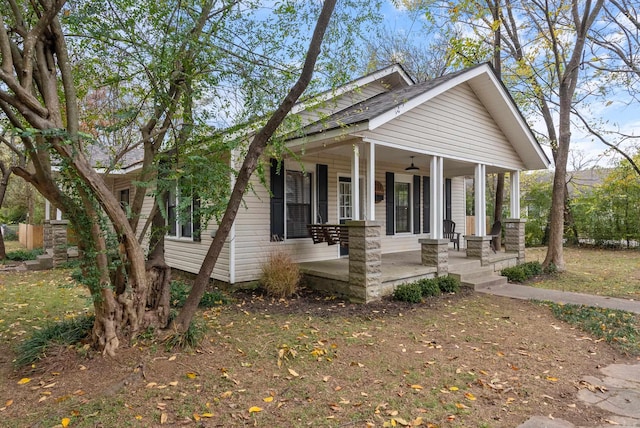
[286,170,312,238]
[395,182,411,233]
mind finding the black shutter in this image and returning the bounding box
[413,175,420,234]
[192,196,201,242]
[385,172,394,235]
[316,164,328,224]
[423,176,430,233]
[270,158,285,241]
[445,178,452,220]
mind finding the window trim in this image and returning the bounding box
[165,183,199,241]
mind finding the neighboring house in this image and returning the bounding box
[102,62,549,300]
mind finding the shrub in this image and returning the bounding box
[544,263,558,274]
[15,314,94,366]
[522,261,543,277]
[170,280,191,308]
[418,278,441,297]
[260,251,300,298]
[200,290,229,308]
[393,282,423,303]
[6,248,43,261]
[437,276,460,293]
[500,265,527,283]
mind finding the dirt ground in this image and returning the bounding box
[1,288,637,427]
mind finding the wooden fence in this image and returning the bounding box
[18,223,43,250]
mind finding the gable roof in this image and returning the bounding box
[295,62,550,171]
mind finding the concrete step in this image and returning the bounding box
[24,260,45,271]
[449,259,482,274]
[470,276,508,289]
[37,254,53,269]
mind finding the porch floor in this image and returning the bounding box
[299,248,518,286]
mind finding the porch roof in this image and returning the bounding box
[290,63,549,173]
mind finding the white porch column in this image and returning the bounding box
[45,199,51,221]
[510,170,521,218]
[474,163,486,236]
[351,144,360,220]
[366,141,376,220]
[430,156,444,239]
[56,208,62,221]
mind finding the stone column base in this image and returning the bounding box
[419,238,449,276]
[505,218,526,262]
[465,235,492,266]
[347,221,382,303]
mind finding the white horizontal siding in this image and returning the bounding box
[451,177,466,248]
[369,83,525,170]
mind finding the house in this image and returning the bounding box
[102,62,550,302]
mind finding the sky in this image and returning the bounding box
[374,1,640,171]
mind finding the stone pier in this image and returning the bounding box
[419,238,449,276]
[347,221,382,303]
[50,220,69,267]
[505,218,526,261]
[466,235,492,266]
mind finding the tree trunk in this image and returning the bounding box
[172,0,338,333]
[0,165,10,260]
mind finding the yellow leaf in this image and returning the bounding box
[160,412,168,424]
[465,392,477,401]
[410,384,423,390]
[455,402,468,409]
[135,415,142,420]
[263,396,274,402]
[220,391,232,398]
[5,400,13,407]
[248,406,262,413]
[288,368,299,377]
[186,372,197,379]
[17,378,31,385]
[168,355,176,361]
[201,413,214,418]
[449,386,459,391]
[61,418,70,427]
[193,413,201,421]
[546,376,558,382]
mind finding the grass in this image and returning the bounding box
[1,246,640,427]
[526,246,640,299]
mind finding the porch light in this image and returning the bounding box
[405,156,419,171]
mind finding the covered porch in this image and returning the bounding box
[300,245,519,302]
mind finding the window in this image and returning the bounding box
[286,170,312,239]
[166,184,199,240]
[119,189,130,210]
[395,182,411,233]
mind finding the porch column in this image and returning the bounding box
[419,238,449,276]
[466,235,491,266]
[430,156,444,239]
[366,141,376,220]
[510,171,520,219]
[505,218,526,261]
[56,209,62,221]
[347,220,382,303]
[351,144,360,220]
[474,164,487,236]
[45,199,51,221]
[51,220,69,267]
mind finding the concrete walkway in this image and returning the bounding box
[474,282,640,427]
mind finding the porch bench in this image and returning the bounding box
[307,224,349,248]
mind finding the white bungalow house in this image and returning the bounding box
[88,62,549,302]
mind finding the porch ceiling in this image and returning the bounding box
[295,139,511,177]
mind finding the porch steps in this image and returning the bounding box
[448,260,508,290]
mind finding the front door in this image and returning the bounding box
[338,176,352,256]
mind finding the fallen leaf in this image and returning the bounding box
[17,378,31,385]
[220,391,233,398]
[248,406,262,413]
[186,372,197,379]
[201,413,214,418]
[160,412,168,424]
[410,384,423,390]
[5,400,13,407]
[455,402,468,409]
[263,396,274,402]
[168,355,176,361]
[546,376,559,382]
[193,413,201,422]
[449,386,459,391]
[288,368,299,377]
[465,392,477,401]
[61,418,70,427]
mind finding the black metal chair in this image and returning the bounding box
[443,219,460,251]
